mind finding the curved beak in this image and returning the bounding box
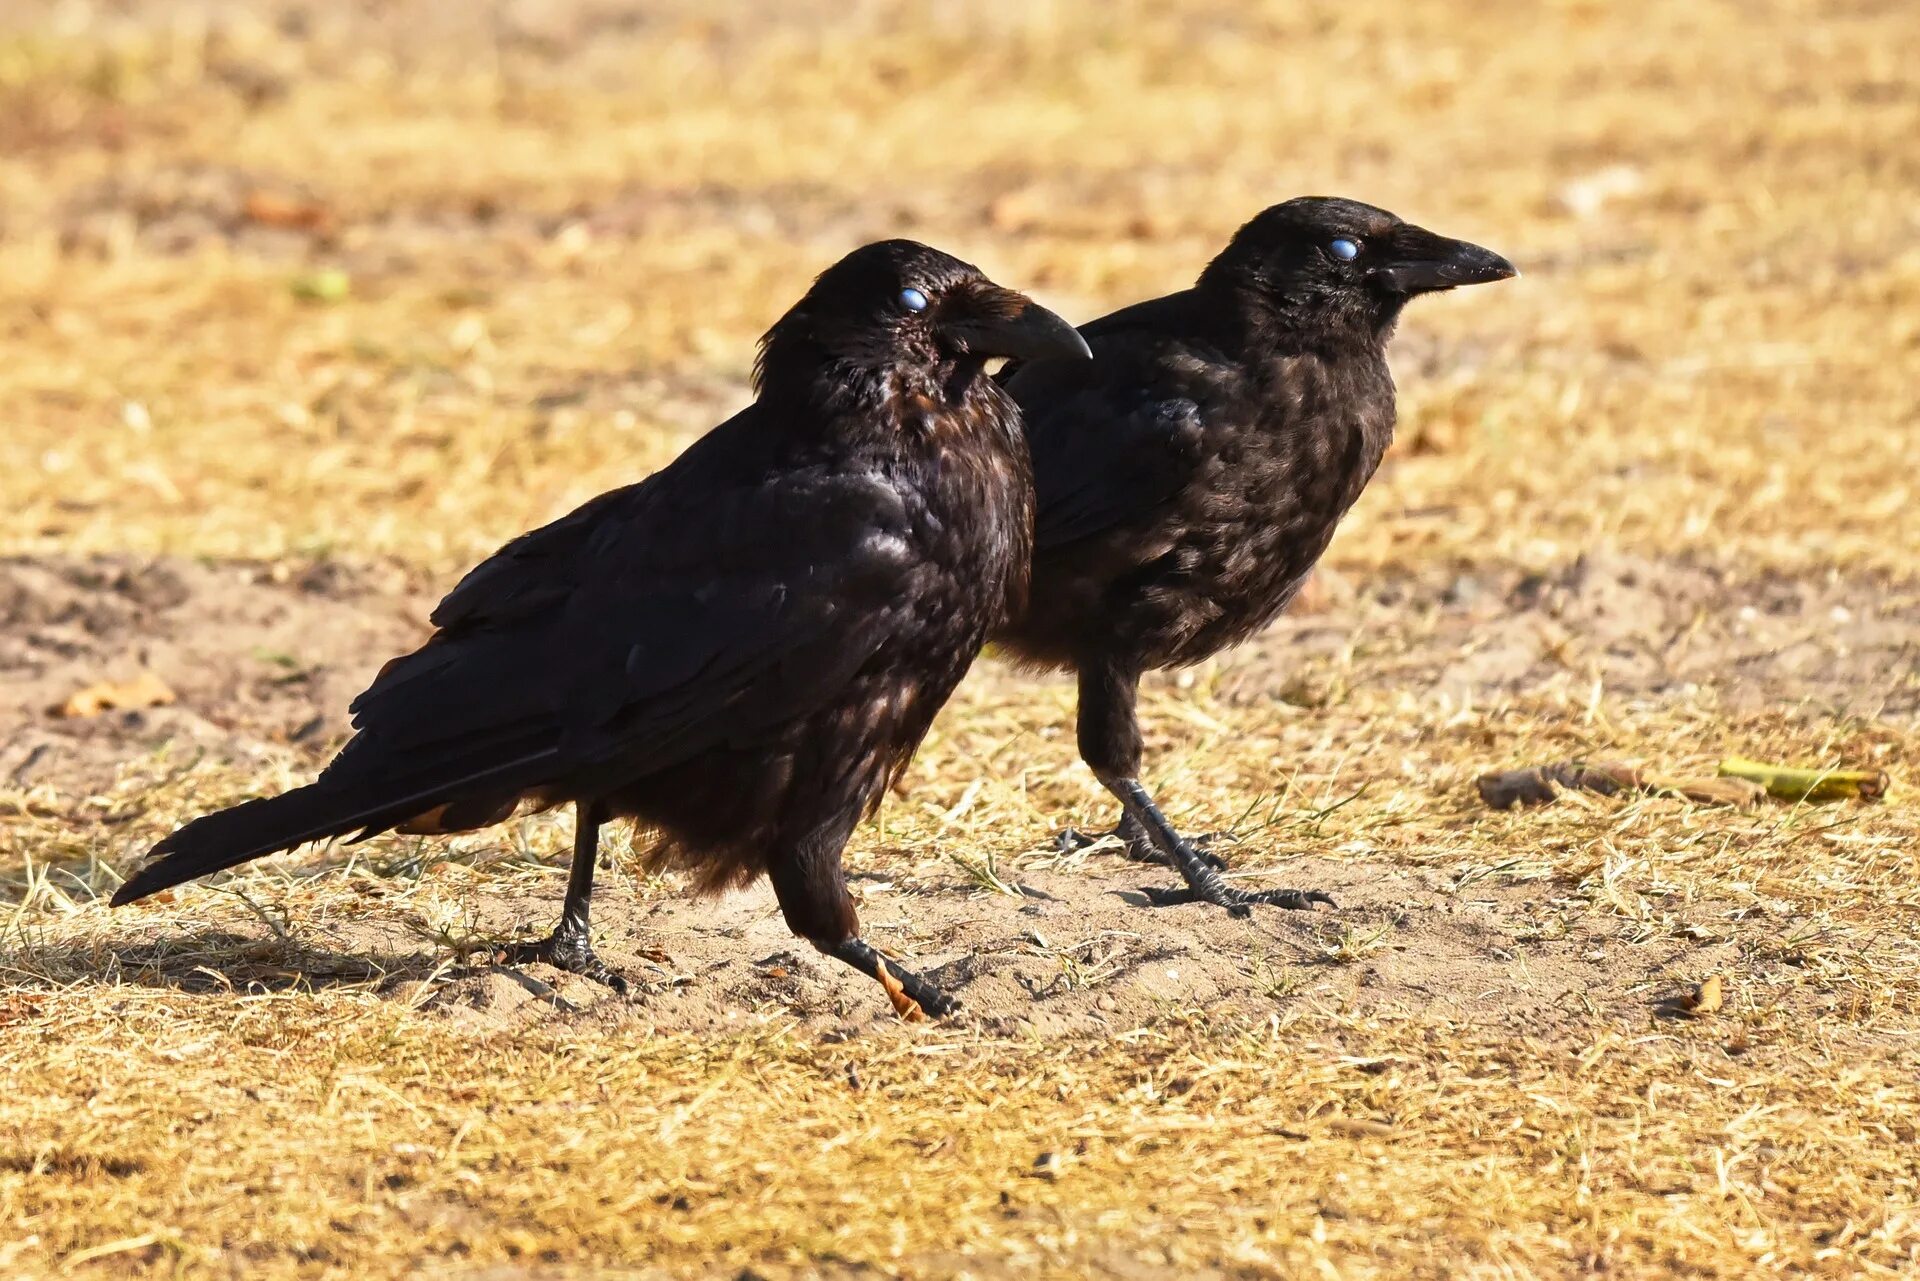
[1373,224,1517,295]
[942,286,1092,363]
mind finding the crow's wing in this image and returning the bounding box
[112,410,932,903]
[335,412,924,793]
[998,290,1217,551]
[1021,382,1205,550]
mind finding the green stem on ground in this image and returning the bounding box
[1717,757,1889,803]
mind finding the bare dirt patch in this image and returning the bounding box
[0,555,428,797]
[1232,549,1920,715]
[9,548,1909,802]
[6,551,1908,1047]
[210,854,1778,1047]
[5,1,1920,1274]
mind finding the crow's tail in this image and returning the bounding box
[111,750,558,906]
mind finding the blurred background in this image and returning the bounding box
[3,7,1918,1277]
[3,0,1914,580]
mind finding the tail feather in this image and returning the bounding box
[111,749,560,906]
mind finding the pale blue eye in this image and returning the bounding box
[900,287,929,312]
[1330,238,1360,261]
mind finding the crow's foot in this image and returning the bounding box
[499,925,630,994]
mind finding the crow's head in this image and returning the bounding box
[756,239,1089,403]
[1203,197,1515,342]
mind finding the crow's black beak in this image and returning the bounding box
[944,288,1093,363]
[1373,225,1517,295]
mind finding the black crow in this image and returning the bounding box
[994,198,1514,915]
[112,239,1090,1019]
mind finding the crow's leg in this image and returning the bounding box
[1098,774,1335,916]
[770,818,958,1021]
[1078,658,1330,916]
[1054,812,1228,869]
[499,799,629,993]
[822,938,959,1021]
[1065,662,1220,868]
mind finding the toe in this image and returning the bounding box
[1249,887,1336,911]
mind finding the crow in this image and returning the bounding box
[994,197,1514,915]
[112,239,1090,1020]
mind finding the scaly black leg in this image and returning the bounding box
[499,799,629,993]
[1054,812,1228,869]
[824,937,959,1021]
[1076,659,1318,914]
[765,814,957,1021]
[1101,775,1335,917]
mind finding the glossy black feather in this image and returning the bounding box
[1000,198,1512,675]
[992,198,1513,909]
[114,241,1059,964]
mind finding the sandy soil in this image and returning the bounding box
[6,550,1910,1044]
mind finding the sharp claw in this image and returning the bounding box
[1139,883,1332,916]
[1054,827,1096,854]
[498,931,630,994]
[1055,822,1225,867]
[1181,833,1231,870]
[1266,889,1337,910]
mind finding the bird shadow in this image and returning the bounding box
[2,929,449,995]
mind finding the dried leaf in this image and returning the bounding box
[53,672,175,719]
[0,995,46,1027]
[1476,760,1639,809]
[1643,775,1766,809]
[1325,1117,1395,1138]
[243,190,335,235]
[1480,760,1765,810]
[1690,974,1725,1014]
[1661,974,1725,1019]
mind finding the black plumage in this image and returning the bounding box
[995,197,1514,914]
[113,239,1090,1019]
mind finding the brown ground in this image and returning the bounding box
[6,551,1912,1044]
[3,0,1918,1277]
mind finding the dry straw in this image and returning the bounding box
[3,0,1917,1275]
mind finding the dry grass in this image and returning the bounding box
[3,0,1918,1276]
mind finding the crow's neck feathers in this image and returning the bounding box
[1187,258,1399,469]
[1195,265,1400,365]
[755,322,1012,450]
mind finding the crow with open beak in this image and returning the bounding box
[993,197,1515,914]
[113,239,1090,1019]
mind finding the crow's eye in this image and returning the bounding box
[899,287,930,312]
[1329,238,1360,262]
